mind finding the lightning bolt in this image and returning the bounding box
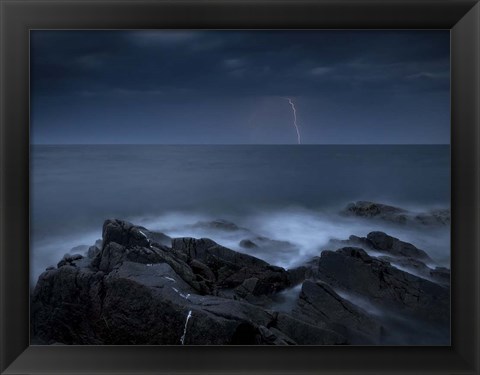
[284,97,301,144]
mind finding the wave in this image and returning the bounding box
[30,205,450,287]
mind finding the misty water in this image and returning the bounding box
[31,144,451,345]
[31,144,450,283]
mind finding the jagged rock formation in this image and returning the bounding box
[31,219,450,345]
[312,247,449,325]
[332,231,450,285]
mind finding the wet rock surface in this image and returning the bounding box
[292,280,384,344]
[31,218,450,345]
[329,231,450,286]
[346,231,433,262]
[314,247,449,325]
[191,219,244,232]
[343,201,450,226]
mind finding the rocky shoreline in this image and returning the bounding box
[342,201,450,226]
[31,203,450,345]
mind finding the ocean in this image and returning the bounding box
[30,144,450,285]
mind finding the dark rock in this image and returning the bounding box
[270,312,347,345]
[344,201,406,218]
[257,325,294,345]
[31,220,355,345]
[314,247,449,325]
[57,253,85,268]
[172,237,291,295]
[286,266,307,286]
[336,239,450,289]
[93,221,211,294]
[110,261,194,292]
[147,231,172,247]
[366,232,433,262]
[102,219,147,248]
[343,201,408,225]
[378,255,428,274]
[242,236,295,250]
[87,246,100,259]
[293,280,384,344]
[235,277,260,297]
[70,245,90,253]
[414,209,450,226]
[342,201,450,227]
[32,257,343,345]
[238,236,299,271]
[239,239,258,249]
[189,259,216,283]
[192,219,243,232]
[33,261,255,344]
[430,267,450,284]
[339,232,434,263]
[33,220,294,344]
[292,256,322,280]
[94,240,191,288]
[31,265,106,345]
[377,256,450,286]
[31,218,448,346]
[102,218,171,249]
[86,240,103,259]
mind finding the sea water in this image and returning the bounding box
[30,144,450,285]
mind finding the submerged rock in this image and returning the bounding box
[192,219,244,232]
[239,236,295,250]
[342,201,450,226]
[344,201,406,218]
[70,244,90,253]
[414,209,450,226]
[239,239,258,249]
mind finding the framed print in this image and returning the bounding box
[1,0,479,374]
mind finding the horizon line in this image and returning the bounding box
[31,143,451,146]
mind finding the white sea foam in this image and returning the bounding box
[30,206,450,287]
[30,230,101,287]
[134,206,450,270]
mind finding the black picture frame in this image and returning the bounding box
[1,0,479,374]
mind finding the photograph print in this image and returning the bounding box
[30,30,451,345]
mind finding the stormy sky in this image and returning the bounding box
[31,30,450,144]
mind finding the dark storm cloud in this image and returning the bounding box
[31,30,450,144]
